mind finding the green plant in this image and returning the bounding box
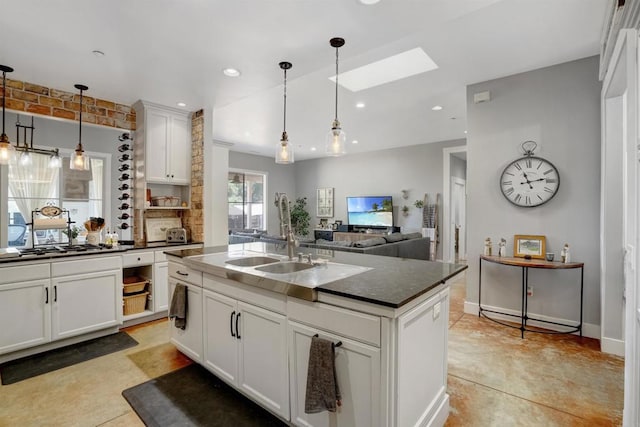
[62,226,81,239]
[290,197,311,237]
[414,200,424,209]
[401,205,410,216]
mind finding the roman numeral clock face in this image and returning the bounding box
[500,156,560,207]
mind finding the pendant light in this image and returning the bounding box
[70,84,90,170]
[275,61,294,164]
[0,65,16,165]
[325,37,346,157]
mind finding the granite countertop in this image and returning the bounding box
[166,242,467,309]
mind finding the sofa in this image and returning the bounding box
[229,229,431,261]
[300,233,431,261]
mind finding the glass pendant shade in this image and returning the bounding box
[276,132,294,164]
[49,152,62,168]
[70,84,90,170]
[326,120,346,156]
[19,150,32,166]
[0,137,15,165]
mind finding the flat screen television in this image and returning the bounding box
[346,196,394,228]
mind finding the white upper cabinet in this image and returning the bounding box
[134,101,191,185]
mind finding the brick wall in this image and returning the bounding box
[2,78,135,130]
[182,109,204,242]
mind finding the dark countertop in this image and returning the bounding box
[166,242,467,309]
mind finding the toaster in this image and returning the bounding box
[166,228,187,244]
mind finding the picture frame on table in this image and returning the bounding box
[513,234,546,259]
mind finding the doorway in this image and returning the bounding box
[442,146,467,264]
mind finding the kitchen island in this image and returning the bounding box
[166,242,467,427]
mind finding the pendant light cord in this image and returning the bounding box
[78,88,83,149]
[2,70,6,136]
[334,46,339,122]
[283,67,287,133]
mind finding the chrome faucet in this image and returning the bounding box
[276,193,297,260]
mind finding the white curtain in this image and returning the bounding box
[8,153,59,223]
[88,158,103,217]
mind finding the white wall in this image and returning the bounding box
[294,139,464,260]
[466,56,602,334]
[451,155,467,180]
[229,151,296,235]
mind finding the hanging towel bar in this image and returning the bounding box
[313,333,342,347]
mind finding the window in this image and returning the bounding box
[228,171,266,231]
[7,152,108,247]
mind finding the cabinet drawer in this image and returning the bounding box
[169,261,202,287]
[122,251,155,267]
[52,256,122,277]
[287,299,381,347]
[0,263,49,285]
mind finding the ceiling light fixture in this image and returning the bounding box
[275,61,294,164]
[352,140,359,144]
[0,65,16,165]
[358,0,381,4]
[223,68,241,77]
[14,114,61,168]
[326,37,346,157]
[432,105,443,111]
[356,102,365,108]
[70,84,90,170]
[177,102,186,107]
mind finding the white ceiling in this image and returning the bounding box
[0,0,607,160]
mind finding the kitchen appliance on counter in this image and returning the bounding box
[0,247,20,259]
[165,227,187,244]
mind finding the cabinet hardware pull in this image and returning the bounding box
[54,285,57,302]
[230,311,236,337]
[45,287,49,304]
[312,333,342,347]
[236,312,241,339]
[176,271,188,276]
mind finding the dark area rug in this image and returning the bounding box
[122,363,287,427]
[0,331,138,385]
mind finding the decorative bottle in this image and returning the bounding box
[484,237,492,256]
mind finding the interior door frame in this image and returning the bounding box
[601,28,639,426]
[451,176,466,261]
[442,145,467,264]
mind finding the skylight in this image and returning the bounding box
[329,47,438,92]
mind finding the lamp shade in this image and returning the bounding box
[70,84,90,170]
[325,120,346,156]
[276,132,294,164]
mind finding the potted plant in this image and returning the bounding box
[62,226,82,244]
[290,197,311,237]
[402,205,410,217]
[414,200,424,209]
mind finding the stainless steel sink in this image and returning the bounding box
[255,262,315,274]
[225,256,280,267]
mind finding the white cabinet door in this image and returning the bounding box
[51,269,122,341]
[396,291,449,427]
[202,289,239,384]
[238,301,289,420]
[145,108,170,183]
[288,321,381,427]
[169,279,203,362]
[0,280,51,354]
[169,114,191,184]
[153,261,168,312]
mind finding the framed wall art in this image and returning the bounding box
[316,187,334,218]
[513,234,546,259]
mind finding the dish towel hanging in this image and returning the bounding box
[169,283,187,330]
[304,336,341,413]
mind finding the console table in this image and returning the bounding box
[333,231,386,243]
[478,255,584,338]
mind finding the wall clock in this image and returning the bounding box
[499,141,560,207]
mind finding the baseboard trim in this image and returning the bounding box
[463,301,600,340]
[600,336,625,356]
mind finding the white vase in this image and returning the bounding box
[86,231,100,246]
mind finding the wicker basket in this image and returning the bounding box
[123,276,148,294]
[123,291,149,315]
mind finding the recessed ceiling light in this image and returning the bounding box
[311,147,317,151]
[352,140,359,144]
[358,0,381,4]
[356,102,365,108]
[244,131,251,137]
[177,102,186,107]
[464,130,468,134]
[92,50,105,57]
[223,68,241,77]
[329,47,438,92]
[432,105,443,111]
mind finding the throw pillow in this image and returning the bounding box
[354,237,387,248]
[383,233,404,243]
[402,232,423,240]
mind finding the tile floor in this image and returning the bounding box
[0,271,624,426]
